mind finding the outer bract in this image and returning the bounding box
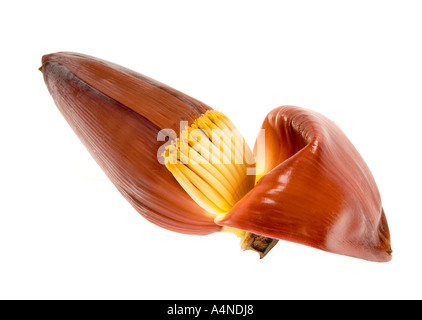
[41,52,220,235]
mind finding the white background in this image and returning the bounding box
[1,1,421,300]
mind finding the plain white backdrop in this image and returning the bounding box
[1,1,421,299]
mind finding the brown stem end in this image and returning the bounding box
[241,232,279,259]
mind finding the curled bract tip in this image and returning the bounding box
[216,105,392,262]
